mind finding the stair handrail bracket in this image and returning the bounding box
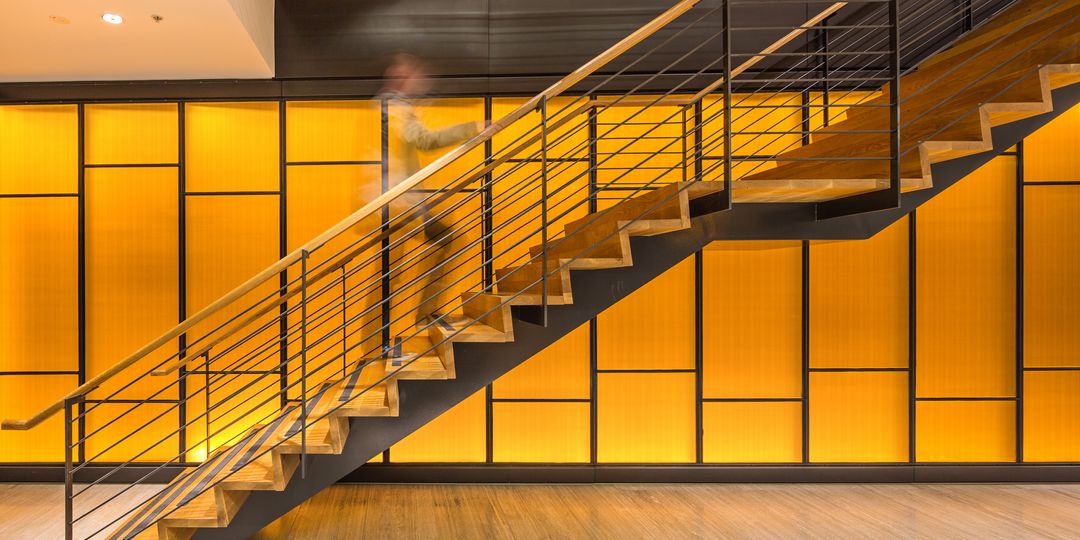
[0,0,700,433]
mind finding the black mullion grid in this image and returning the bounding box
[1024,181,1080,186]
[909,210,917,463]
[589,96,599,466]
[77,103,87,464]
[177,101,187,462]
[278,100,289,410]
[801,240,810,464]
[484,96,494,465]
[695,251,703,464]
[0,371,81,376]
[0,193,79,198]
[380,98,392,464]
[1016,139,1024,463]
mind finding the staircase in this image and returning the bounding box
[3,0,1078,538]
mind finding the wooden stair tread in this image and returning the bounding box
[425,315,512,344]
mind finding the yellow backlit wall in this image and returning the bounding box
[0,98,1078,467]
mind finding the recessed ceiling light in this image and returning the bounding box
[50,15,71,25]
[102,13,123,24]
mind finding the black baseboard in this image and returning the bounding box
[341,464,1080,484]
[4,463,1080,484]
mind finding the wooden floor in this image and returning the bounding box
[4,482,1080,539]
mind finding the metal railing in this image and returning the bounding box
[3,0,1068,537]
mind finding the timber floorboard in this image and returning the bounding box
[5,483,1080,539]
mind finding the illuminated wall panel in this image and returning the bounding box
[597,372,695,463]
[811,217,908,369]
[916,401,1015,462]
[391,389,486,462]
[86,167,179,400]
[0,198,78,372]
[85,103,178,165]
[186,196,280,367]
[492,97,589,158]
[0,375,77,462]
[702,402,802,463]
[491,161,590,271]
[84,404,179,463]
[493,324,590,399]
[809,372,908,463]
[1023,102,1079,182]
[596,98,688,187]
[702,241,802,398]
[1023,186,1080,367]
[286,100,380,163]
[286,165,383,394]
[1024,372,1080,462]
[493,402,590,463]
[0,104,77,194]
[917,157,1016,398]
[597,259,694,371]
[185,102,280,192]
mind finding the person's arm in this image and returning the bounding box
[399,108,480,152]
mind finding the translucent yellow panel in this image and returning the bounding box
[703,93,804,161]
[807,91,882,133]
[1024,102,1079,182]
[596,97,690,187]
[597,372,695,463]
[702,402,802,463]
[286,165,384,394]
[1024,372,1080,462]
[916,401,1015,462]
[285,100,381,163]
[597,258,694,370]
[1023,186,1080,367]
[809,372,908,463]
[0,374,77,462]
[811,217,908,369]
[185,196,281,373]
[84,404,180,463]
[493,324,590,399]
[491,161,590,270]
[493,402,590,463]
[917,157,1015,397]
[389,98,484,192]
[702,241,802,398]
[85,103,178,165]
[86,167,179,400]
[184,373,282,463]
[0,198,78,372]
[185,102,280,192]
[0,104,77,194]
[391,389,486,462]
[492,96,589,157]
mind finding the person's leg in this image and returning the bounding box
[415,214,455,321]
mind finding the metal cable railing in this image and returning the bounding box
[3,0,1068,538]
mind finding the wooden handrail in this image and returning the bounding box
[1,0,700,431]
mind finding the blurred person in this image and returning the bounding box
[377,53,483,327]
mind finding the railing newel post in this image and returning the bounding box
[300,249,310,478]
[540,96,549,327]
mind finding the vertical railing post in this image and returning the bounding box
[539,96,549,327]
[203,351,211,460]
[63,395,82,540]
[722,0,733,207]
[299,249,310,478]
[889,0,901,205]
